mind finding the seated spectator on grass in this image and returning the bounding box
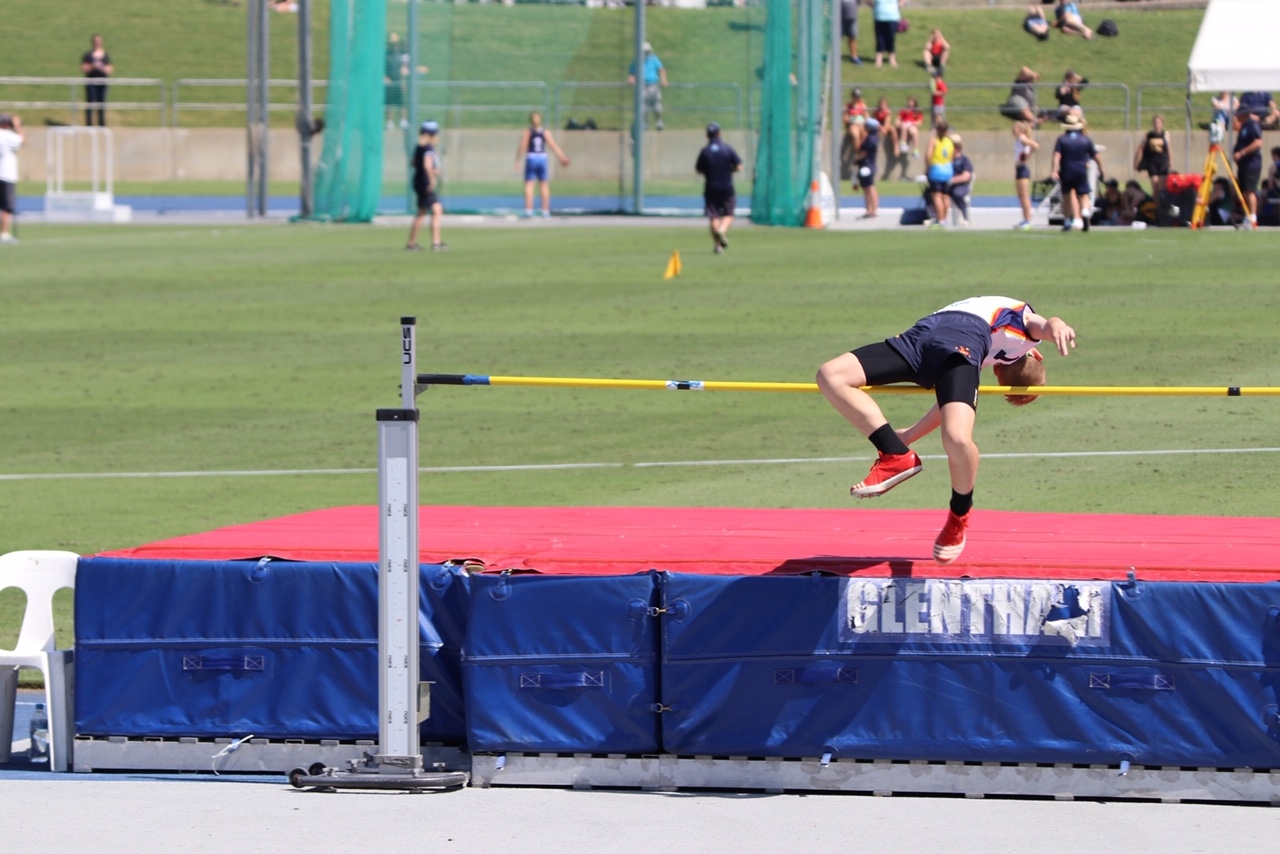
[1239,92,1280,130]
[1211,91,1238,130]
[1054,70,1085,121]
[1001,66,1042,125]
[923,29,950,77]
[897,95,924,157]
[845,88,869,153]
[873,97,898,160]
[1054,0,1093,40]
[1123,179,1157,225]
[1023,5,1050,41]
[1206,177,1241,227]
[1092,178,1124,226]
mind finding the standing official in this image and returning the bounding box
[695,122,742,255]
[1233,108,1263,229]
[0,113,22,244]
[1051,113,1103,232]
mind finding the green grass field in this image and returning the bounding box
[1,221,1278,674]
[0,1,1205,130]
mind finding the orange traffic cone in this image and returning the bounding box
[803,180,824,228]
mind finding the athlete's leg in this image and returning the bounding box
[817,351,890,437]
[540,180,552,214]
[938,401,978,494]
[407,212,424,246]
[523,180,535,214]
[430,201,443,246]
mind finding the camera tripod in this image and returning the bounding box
[1190,144,1251,229]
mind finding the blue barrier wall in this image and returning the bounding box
[74,560,1280,768]
[463,573,661,753]
[74,558,469,742]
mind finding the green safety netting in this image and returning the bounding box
[311,0,386,222]
[750,0,829,226]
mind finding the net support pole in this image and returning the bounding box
[245,0,258,218]
[258,0,270,218]
[297,0,314,219]
[829,0,842,220]
[632,0,646,215]
[245,0,269,218]
[407,0,420,214]
[373,316,423,775]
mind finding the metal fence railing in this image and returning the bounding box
[0,75,1239,143]
[414,81,551,129]
[0,76,167,126]
[171,78,329,127]
[553,82,744,132]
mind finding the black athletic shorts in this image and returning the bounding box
[852,311,988,409]
[1015,164,1031,181]
[853,340,980,410]
[415,186,439,214]
[704,190,735,219]
[1237,161,1261,194]
[1059,170,1091,197]
[0,181,14,215]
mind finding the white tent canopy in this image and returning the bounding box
[1188,0,1280,93]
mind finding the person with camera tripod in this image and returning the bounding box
[0,113,22,245]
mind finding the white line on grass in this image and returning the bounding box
[1,447,1278,481]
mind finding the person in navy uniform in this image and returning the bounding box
[1232,108,1264,229]
[516,111,570,219]
[695,122,742,254]
[407,120,446,252]
[947,135,974,226]
[1050,113,1103,232]
[855,117,880,219]
[816,297,1076,565]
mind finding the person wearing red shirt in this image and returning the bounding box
[844,88,869,155]
[896,95,924,158]
[872,97,898,171]
[923,29,950,77]
[929,73,948,127]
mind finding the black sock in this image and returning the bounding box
[869,423,910,456]
[950,490,973,517]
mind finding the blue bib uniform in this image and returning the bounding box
[525,128,549,182]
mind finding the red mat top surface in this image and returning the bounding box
[97,505,1280,582]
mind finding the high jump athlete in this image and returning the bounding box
[517,111,570,218]
[816,296,1076,564]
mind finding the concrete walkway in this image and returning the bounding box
[1,771,1276,854]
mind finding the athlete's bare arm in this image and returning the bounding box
[896,404,942,447]
[1025,311,1076,356]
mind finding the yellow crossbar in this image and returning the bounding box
[419,374,1280,397]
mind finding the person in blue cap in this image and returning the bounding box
[407,120,446,251]
[695,122,742,254]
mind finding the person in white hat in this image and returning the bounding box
[627,41,668,131]
[1051,113,1103,232]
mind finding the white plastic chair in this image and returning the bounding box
[0,550,78,771]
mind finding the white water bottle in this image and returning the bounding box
[28,702,49,764]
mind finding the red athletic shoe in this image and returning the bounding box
[933,510,969,565]
[850,450,923,498]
